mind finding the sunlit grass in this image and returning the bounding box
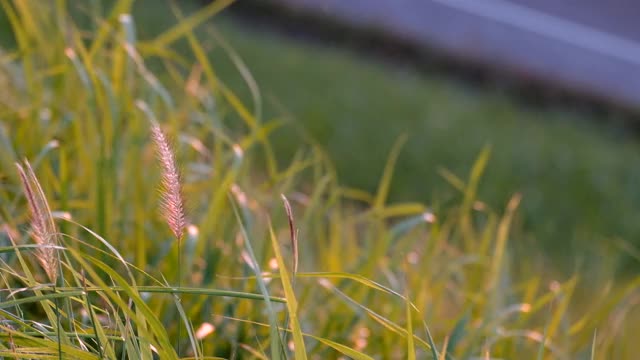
[0,1,638,359]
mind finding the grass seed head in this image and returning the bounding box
[149,121,186,240]
[15,160,59,283]
[281,194,299,274]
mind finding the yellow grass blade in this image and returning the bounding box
[269,224,307,359]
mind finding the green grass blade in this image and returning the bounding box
[487,194,521,298]
[269,224,307,359]
[461,146,491,214]
[406,292,416,360]
[591,329,597,360]
[374,134,408,210]
[306,334,375,360]
[230,197,284,360]
[318,278,433,352]
[151,0,234,48]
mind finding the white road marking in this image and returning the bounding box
[429,0,640,65]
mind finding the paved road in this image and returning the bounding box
[509,0,640,41]
[265,0,640,110]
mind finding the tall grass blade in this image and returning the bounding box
[269,224,307,359]
[406,292,416,360]
[152,0,234,48]
[462,146,491,214]
[230,196,284,360]
[591,329,597,360]
[374,134,408,210]
[306,334,375,360]
[318,278,433,351]
[487,194,522,298]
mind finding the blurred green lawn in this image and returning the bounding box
[202,8,640,265]
[5,0,640,267]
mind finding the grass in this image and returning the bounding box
[0,0,639,358]
[3,0,639,268]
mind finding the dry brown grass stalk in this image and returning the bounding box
[280,194,299,274]
[149,120,186,240]
[15,160,59,283]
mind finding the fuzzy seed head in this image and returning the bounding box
[15,160,59,283]
[150,122,186,240]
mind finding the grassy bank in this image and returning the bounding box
[0,0,638,358]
